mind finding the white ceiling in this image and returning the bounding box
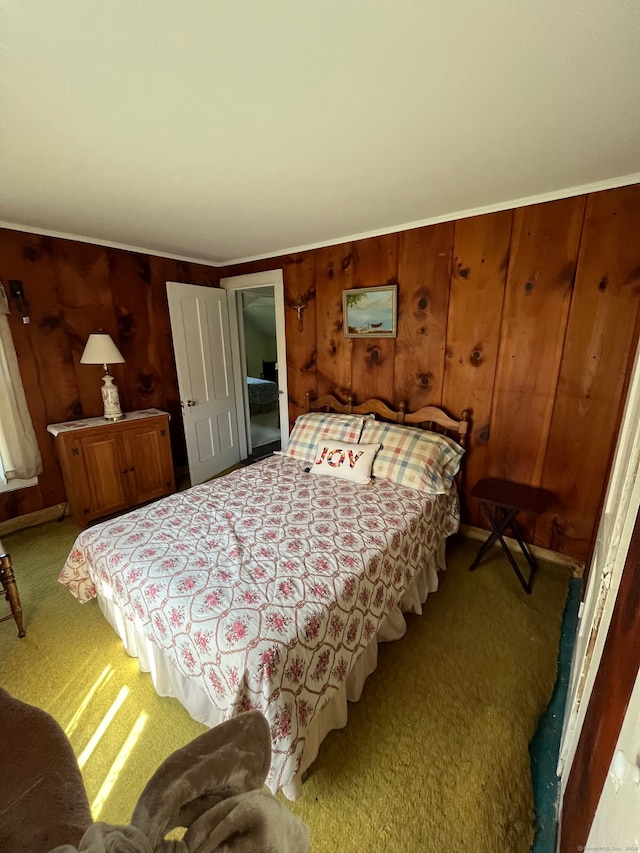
[1,1,639,266]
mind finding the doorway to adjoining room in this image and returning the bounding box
[240,287,281,458]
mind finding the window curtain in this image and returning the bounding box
[0,284,42,483]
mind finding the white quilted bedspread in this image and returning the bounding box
[59,455,459,790]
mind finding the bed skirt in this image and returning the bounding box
[95,541,446,800]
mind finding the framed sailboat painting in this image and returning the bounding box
[343,284,397,338]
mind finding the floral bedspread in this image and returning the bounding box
[59,455,459,791]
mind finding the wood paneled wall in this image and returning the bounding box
[1,184,639,561]
[221,185,640,561]
[0,230,220,521]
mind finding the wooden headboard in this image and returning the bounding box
[305,392,470,448]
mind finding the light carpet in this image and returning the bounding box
[0,519,570,853]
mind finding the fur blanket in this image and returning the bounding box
[0,688,308,853]
[0,687,92,852]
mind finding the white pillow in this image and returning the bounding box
[310,440,380,485]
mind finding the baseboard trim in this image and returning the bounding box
[0,503,68,537]
[459,523,585,577]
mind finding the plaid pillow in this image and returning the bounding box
[283,412,368,464]
[360,420,464,494]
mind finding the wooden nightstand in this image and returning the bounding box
[469,478,554,594]
[48,409,175,528]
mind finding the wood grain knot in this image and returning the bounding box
[418,373,432,387]
[302,354,316,371]
[599,278,608,291]
[418,297,428,310]
[525,282,534,293]
[23,245,39,262]
[140,373,155,392]
[135,259,151,284]
[478,425,490,442]
[560,261,577,287]
[341,254,352,271]
[458,267,470,279]
[40,314,62,330]
[117,311,136,338]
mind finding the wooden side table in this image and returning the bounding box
[469,478,553,594]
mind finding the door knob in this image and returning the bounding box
[187,400,196,407]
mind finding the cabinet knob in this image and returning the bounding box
[187,400,197,407]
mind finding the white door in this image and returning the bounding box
[586,667,640,847]
[166,282,240,485]
[220,270,289,452]
[558,340,640,789]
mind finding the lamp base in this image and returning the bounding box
[101,374,124,421]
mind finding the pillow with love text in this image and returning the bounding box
[310,441,381,485]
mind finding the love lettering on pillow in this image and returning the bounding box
[310,441,381,485]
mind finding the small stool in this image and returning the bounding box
[469,478,553,594]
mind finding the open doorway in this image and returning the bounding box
[220,269,289,461]
[240,287,281,458]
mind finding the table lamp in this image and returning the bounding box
[80,332,126,421]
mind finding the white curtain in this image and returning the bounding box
[0,295,42,482]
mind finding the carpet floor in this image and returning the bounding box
[0,519,570,853]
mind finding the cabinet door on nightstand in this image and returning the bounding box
[120,420,175,505]
[80,433,130,517]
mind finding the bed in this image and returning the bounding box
[59,394,469,799]
[247,376,279,408]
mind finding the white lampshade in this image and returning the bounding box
[80,333,126,421]
[80,333,125,366]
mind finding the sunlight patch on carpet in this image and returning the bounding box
[92,710,149,820]
[65,665,114,737]
[78,685,129,769]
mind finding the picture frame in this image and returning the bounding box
[343,284,397,338]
